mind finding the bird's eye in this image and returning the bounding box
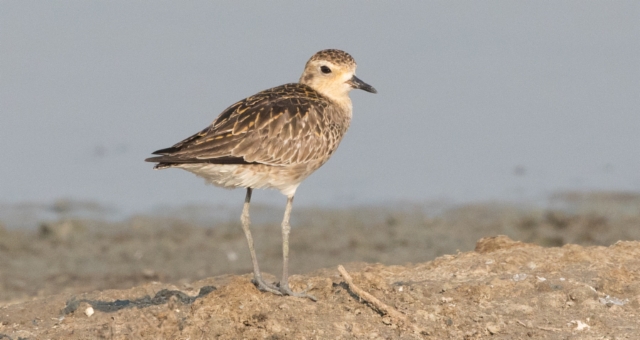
[320,66,331,74]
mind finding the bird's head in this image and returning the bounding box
[300,49,376,106]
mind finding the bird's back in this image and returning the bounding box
[145,83,352,195]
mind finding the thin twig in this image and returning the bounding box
[337,265,407,323]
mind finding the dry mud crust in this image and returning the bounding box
[1,236,640,339]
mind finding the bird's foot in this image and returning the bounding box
[251,277,282,295]
[278,284,317,301]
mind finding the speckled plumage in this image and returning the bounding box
[146,49,376,299]
[308,49,356,67]
[146,50,374,196]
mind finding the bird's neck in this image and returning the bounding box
[331,95,353,115]
[316,88,353,115]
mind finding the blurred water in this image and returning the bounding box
[1,2,639,219]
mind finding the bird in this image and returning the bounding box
[145,49,376,300]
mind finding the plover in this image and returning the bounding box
[146,49,376,300]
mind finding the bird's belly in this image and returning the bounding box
[177,162,323,197]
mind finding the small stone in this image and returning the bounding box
[84,307,94,317]
[441,296,453,303]
[381,316,392,325]
[568,286,597,303]
[599,295,628,306]
[512,273,527,282]
[570,320,590,331]
[486,322,500,334]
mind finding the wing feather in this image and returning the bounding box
[145,83,337,167]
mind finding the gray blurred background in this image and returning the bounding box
[2,1,639,217]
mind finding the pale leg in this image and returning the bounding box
[241,188,280,294]
[278,195,316,301]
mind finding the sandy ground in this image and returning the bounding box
[0,191,639,339]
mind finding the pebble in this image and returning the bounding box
[84,307,94,317]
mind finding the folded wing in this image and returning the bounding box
[145,84,332,167]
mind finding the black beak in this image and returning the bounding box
[348,75,377,94]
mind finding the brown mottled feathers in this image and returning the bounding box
[307,49,356,67]
[145,83,341,168]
